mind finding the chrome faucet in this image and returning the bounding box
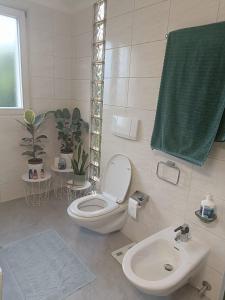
[174,224,190,242]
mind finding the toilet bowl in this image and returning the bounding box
[67,154,132,234]
[122,227,209,296]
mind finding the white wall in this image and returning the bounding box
[73,0,225,299]
[71,5,93,123]
[0,0,74,202]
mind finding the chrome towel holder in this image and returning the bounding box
[156,160,180,185]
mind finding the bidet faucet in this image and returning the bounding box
[174,224,190,242]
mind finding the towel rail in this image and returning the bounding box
[156,160,180,185]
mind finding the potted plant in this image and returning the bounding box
[53,107,89,169]
[17,110,48,179]
[71,143,89,186]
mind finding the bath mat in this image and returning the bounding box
[0,230,95,300]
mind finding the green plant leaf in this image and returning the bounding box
[22,137,33,142]
[71,159,79,174]
[80,152,88,174]
[55,109,64,119]
[34,113,46,127]
[72,107,81,123]
[35,135,48,140]
[37,151,46,155]
[17,120,34,135]
[24,110,35,124]
[63,108,70,119]
[77,143,82,163]
[22,151,34,157]
[20,143,32,147]
[34,145,43,151]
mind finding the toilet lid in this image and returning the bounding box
[102,154,131,204]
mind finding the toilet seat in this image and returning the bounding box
[69,193,119,218]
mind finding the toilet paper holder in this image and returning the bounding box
[130,191,149,207]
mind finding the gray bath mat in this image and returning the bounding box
[0,230,95,300]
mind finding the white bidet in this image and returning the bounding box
[122,226,209,296]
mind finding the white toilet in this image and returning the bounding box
[67,154,132,234]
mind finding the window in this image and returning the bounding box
[0,5,28,111]
[89,0,106,182]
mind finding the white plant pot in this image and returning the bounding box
[28,161,44,180]
[73,174,86,186]
[60,152,73,169]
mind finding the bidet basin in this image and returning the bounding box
[122,227,209,296]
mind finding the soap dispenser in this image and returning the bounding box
[200,194,215,219]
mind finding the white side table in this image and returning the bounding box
[51,166,73,200]
[22,172,52,206]
[67,181,92,204]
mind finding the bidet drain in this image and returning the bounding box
[164,264,173,271]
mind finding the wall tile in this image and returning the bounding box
[122,216,153,241]
[29,30,53,55]
[191,264,223,300]
[135,0,167,9]
[107,0,135,18]
[209,143,225,162]
[72,80,91,101]
[29,4,54,33]
[72,57,92,80]
[54,35,72,58]
[53,11,71,36]
[105,47,131,78]
[106,13,133,49]
[54,57,71,79]
[31,77,54,98]
[218,0,225,21]
[54,79,71,99]
[133,1,170,44]
[104,78,129,106]
[72,6,93,36]
[187,221,225,275]
[130,41,166,77]
[128,77,160,110]
[191,158,225,200]
[148,153,192,217]
[169,0,219,32]
[30,54,54,78]
[72,32,92,58]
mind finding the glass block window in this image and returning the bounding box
[90,0,106,183]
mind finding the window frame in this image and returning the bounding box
[0,5,29,115]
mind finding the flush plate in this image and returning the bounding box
[111,242,136,264]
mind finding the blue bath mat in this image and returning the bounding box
[0,230,95,300]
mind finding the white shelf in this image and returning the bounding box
[51,166,73,173]
[22,172,51,183]
[67,180,91,191]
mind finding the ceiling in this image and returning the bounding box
[28,0,95,13]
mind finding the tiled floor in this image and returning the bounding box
[0,195,207,300]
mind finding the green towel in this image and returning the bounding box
[151,22,225,166]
